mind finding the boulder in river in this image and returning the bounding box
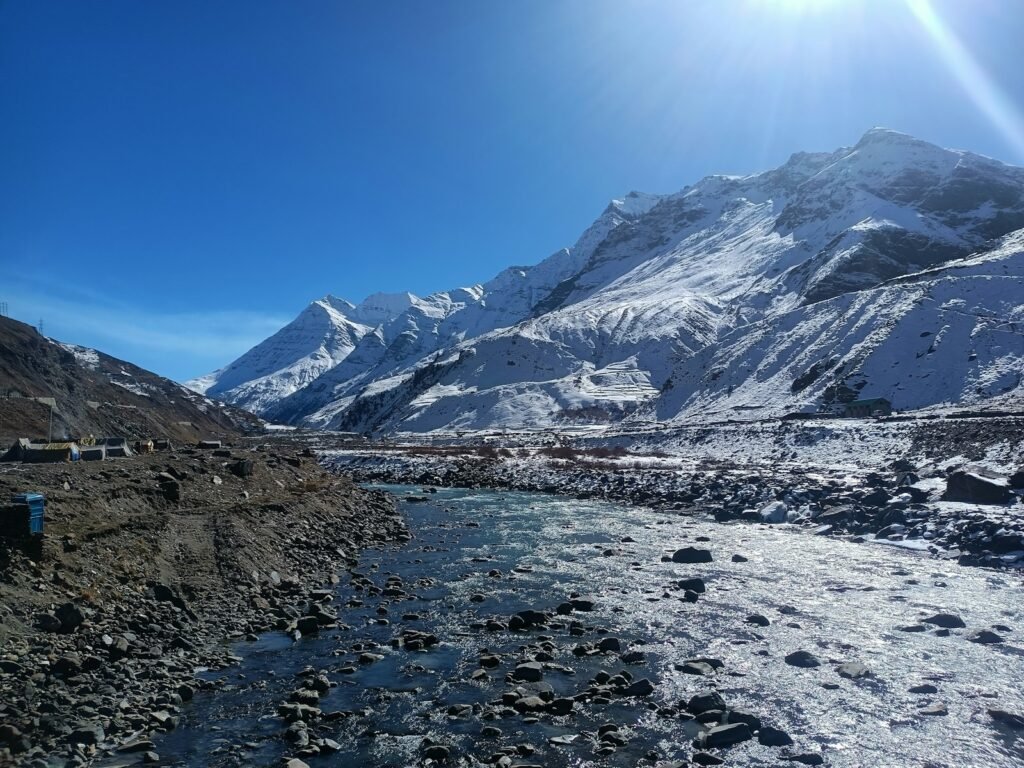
[699,722,753,748]
[836,662,871,679]
[922,613,965,629]
[943,471,1011,504]
[989,709,1024,729]
[759,501,788,524]
[621,677,655,696]
[758,726,794,746]
[671,547,713,564]
[784,650,821,668]
[968,629,1004,644]
[687,691,727,714]
[511,662,544,682]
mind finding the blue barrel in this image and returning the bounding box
[11,493,45,534]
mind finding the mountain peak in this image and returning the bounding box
[609,191,664,217]
[317,294,357,314]
[351,291,418,326]
[851,127,946,158]
[197,130,1024,431]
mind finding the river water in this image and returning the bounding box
[152,485,1024,767]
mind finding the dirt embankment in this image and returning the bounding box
[0,443,406,766]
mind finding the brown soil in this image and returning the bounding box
[0,441,405,765]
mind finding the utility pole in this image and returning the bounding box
[0,301,8,317]
[48,405,53,442]
[38,318,44,336]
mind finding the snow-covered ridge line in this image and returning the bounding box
[195,128,1024,433]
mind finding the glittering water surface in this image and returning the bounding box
[153,486,1024,768]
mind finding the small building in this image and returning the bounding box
[153,438,173,451]
[197,440,223,450]
[80,445,106,462]
[2,493,45,537]
[22,442,80,463]
[843,398,892,418]
[101,437,133,458]
[1,438,31,463]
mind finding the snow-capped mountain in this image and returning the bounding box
[195,129,1024,432]
[185,293,414,414]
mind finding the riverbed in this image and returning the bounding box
[152,485,1024,767]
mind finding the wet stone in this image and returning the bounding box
[671,547,713,564]
[922,613,966,629]
[785,650,821,668]
[699,722,753,748]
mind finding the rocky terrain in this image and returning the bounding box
[153,484,1024,768]
[0,316,261,446]
[0,444,405,766]
[325,425,1024,571]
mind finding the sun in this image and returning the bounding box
[753,0,848,12]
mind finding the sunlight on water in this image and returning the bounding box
[150,486,1024,768]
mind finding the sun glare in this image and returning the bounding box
[755,0,847,12]
[905,0,1024,158]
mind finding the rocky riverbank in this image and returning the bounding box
[0,445,406,767]
[151,484,1024,768]
[326,448,1024,570]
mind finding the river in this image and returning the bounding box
[151,484,1024,767]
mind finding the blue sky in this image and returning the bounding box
[2,0,1024,381]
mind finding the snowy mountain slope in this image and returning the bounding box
[201,129,1024,432]
[259,193,667,425]
[185,294,412,414]
[651,229,1024,423]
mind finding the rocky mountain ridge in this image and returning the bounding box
[0,316,260,443]
[190,129,1024,433]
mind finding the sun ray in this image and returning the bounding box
[905,0,1024,159]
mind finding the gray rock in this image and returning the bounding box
[621,677,655,696]
[35,612,62,632]
[758,726,794,746]
[968,629,1004,644]
[52,652,83,677]
[784,650,821,668]
[943,471,1011,504]
[989,709,1024,729]
[700,722,752,747]
[788,754,824,766]
[67,723,105,745]
[672,547,713,564]
[687,691,726,714]
[511,662,544,682]
[546,698,575,715]
[55,602,85,633]
[837,662,871,679]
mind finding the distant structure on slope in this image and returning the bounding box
[843,398,893,418]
